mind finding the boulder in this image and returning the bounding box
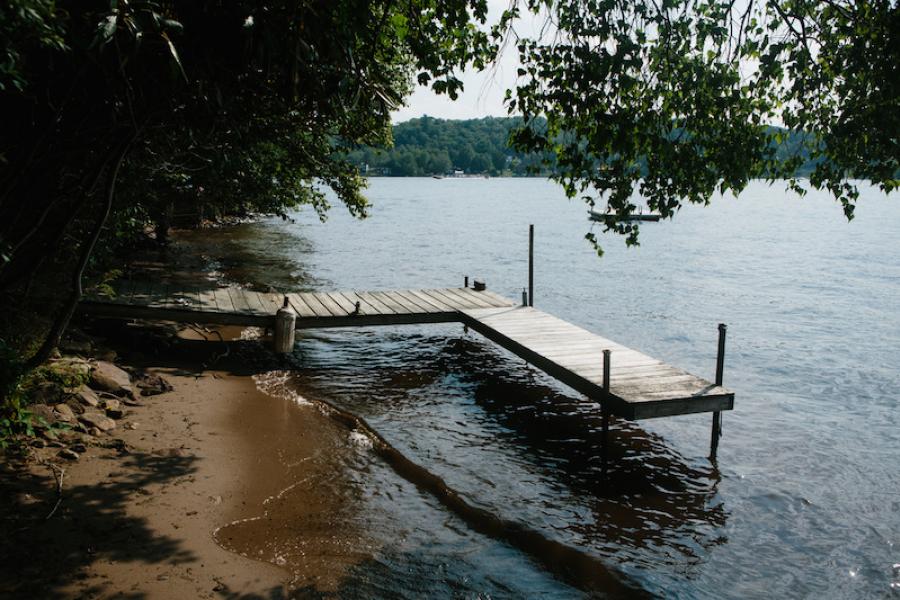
[90,362,133,398]
[58,448,80,460]
[135,372,173,397]
[101,397,125,419]
[54,403,76,423]
[101,398,121,411]
[48,357,92,379]
[79,411,116,432]
[73,387,100,408]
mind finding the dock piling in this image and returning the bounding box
[522,288,528,306]
[273,296,296,354]
[710,323,727,459]
[602,349,611,470]
[464,276,469,288]
[528,224,534,307]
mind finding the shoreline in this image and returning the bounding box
[0,353,353,597]
[0,331,391,597]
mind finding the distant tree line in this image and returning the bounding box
[345,116,553,176]
[346,117,830,177]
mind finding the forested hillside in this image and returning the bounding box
[345,117,552,176]
[346,117,825,177]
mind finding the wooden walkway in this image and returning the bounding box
[80,283,733,422]
[460,307,731,420]
[80,282,517,328]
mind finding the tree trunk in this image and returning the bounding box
[24,140,131,370]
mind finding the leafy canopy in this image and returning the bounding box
[497,0,898,251]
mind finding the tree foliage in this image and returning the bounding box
[499,0,898,251]
[0,0,491,369]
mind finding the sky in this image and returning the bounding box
[390,1,550,124]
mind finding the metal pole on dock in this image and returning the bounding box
[602,349,611,469]
[528,224,534,307]
[710,323,727,459]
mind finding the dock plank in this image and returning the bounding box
[325,292,358,315]
[453,287,501,309]
[422,288,469,310]
[312,292,349,317]
[286,293,319,318]
[240,289,268,316]
[213,288,235,313]
[355,291,395,314]
[197,288,218,312]
[167,287,199,310]
[226,287,252,315]
[298,293,333,317]
[380,291,422,313]
[337,291,377,316]
[258,293,283,315]
[406,289,455,312]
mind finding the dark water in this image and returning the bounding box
[182,179,900,598]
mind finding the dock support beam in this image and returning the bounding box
[528,224,534,307]
[710,323,727,459]
[273,296,296,354]
[602,349,611,470]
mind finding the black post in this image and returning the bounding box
[602,349,611,469]
[528,224,534,307]
[710,323,727,459]
[464,276,469,288]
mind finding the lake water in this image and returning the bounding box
[188,178,899,598]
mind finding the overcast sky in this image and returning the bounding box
[391,1,550,123]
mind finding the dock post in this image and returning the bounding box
[273,296,296,354]
[710,323,727,459]
[522,288,528,306]
[464,276,469,288]
[602,349,611,470]
[528,224,534,307]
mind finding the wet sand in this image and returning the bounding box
[0,361,364,598]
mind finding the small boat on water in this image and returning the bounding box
[588,209,662,222]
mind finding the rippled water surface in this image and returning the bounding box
[182,179,900,598]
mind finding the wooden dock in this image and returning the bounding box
[80,282,733,424]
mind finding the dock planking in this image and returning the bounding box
[80,281,733,422]
[459,306,732,420]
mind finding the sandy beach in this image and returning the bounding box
[0,329,370,599]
